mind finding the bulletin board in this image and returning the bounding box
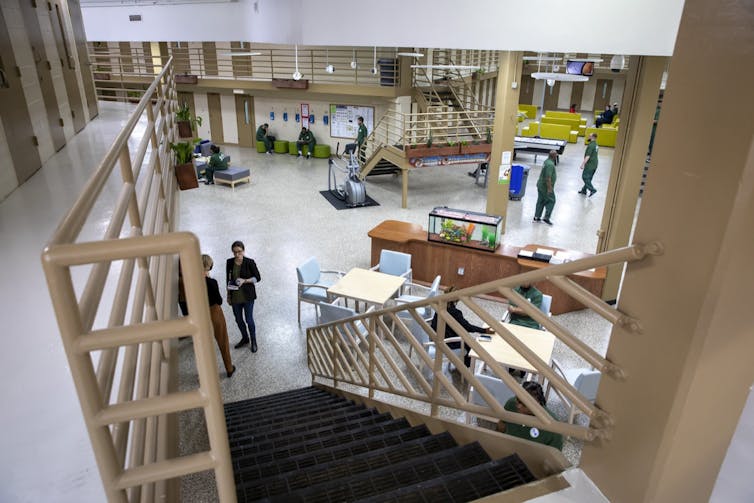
[329,104,375,139]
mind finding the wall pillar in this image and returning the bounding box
[580,0,754,501]
[596,56,666,300]
[485,51,521,229]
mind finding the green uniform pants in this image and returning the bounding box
[535,186,556,219]
[581,168,597,193]
[296,139,315,155]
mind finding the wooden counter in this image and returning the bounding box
[368,220,605,315]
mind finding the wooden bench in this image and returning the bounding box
[214,167,250,190]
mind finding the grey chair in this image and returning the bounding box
[395,275,441,319]
[546,359,602,423]
[370,249,412,288]
[467,373,517,424]
[296,257,344,325]
[318,299,373,350]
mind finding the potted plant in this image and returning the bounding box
[170,138,201,190]
[175,103,202,138]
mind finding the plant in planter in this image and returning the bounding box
[170,138,201,190]
[175,103,203,138]
[485,128,492,144]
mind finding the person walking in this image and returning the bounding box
[256,123,275,154]
[356,116,368,164]
[226,241,261,352]
[202,254,235,378]
[296,126,316,158]
[204,145,227,185]
[579,133,599,197]
[534,150,558,225]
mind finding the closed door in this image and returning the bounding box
[49,0,86,132]
[542,81,561,111]
[235,94,255,147]
[570,82,584,112]
[67,0,98,120]
[0,7,42,183]
[593,79,613,112]
[207,93,224,143]
[518,76,535,105]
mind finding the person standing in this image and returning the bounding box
[296,126,316,158]
[356,116,368,164]
[204,145,227,185]
[534,150,558,225]
[256,123,275,154]
[202,254,235,378]
[226,241,261,352]
[579,133,599,197]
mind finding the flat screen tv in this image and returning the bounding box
[566,60,594,76]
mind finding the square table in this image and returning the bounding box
[327,268,406,309]
[468,322,556,376]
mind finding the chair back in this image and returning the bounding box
[296,257,321,285]
[471,374,516,407]
[200,142,214,156]
[540,294,553,316]
[379,250,411,277]
[318,302,356,324]
[427,275,442,298]
[573,370,601,402]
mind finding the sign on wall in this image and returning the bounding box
[329,104,374,139]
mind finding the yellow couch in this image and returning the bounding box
[539,123,571,142]
[585,126,618,147]
[542,111,588,135]
[541,116,581,130]
[521,122,539,137]
[518,104,537,119]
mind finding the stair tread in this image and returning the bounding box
[225,389,338,418]
[224,387,325,411]
[226,396,353,426]
[227,401,363,437]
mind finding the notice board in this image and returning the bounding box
[329,104,375,139]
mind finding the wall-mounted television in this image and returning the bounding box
[566,60,594,76]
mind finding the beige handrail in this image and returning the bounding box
[41,58,236,502]
[306,242,663,442]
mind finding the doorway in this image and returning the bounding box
[235,95,256,147]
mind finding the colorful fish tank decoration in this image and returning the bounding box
[428,207,503,252]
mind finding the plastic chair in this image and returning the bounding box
[467,373,517,424]
[296,257,344,325]
[370,250,412,288]
[318,299,373,345]
[546,359,602,424]
[395,275,441,319]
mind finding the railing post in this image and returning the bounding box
[368,317,376,399]
[430,302,447,417]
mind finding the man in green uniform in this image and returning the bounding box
[296,126,316,158]
[579,132,599,196]
[204,145,227,185]
[498,382,563,450]
[356,116,368,164]
[507,283,543,329]
[534,150,558,225]
[256,123,275,154]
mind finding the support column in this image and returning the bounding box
[485,51,522,229]
[580,1,754,501]
[596,56,666,300]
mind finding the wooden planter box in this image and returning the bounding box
[460,143,492,155]
[405,145,461,157]
[272,78,309,89]
[175,74,198,85]
[174,162,198,190]
[93,72,110,80]
[177,120,193,138]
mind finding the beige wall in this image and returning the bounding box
[0,120,18,201]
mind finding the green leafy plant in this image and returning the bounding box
[485,128,492,144]
[426,135,433,147]
[460,140,468,146]
[447,141,456,147]
[170,138,201,164]
[175,103,203,131]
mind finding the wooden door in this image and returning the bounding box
[235,94,255,147]
[0,6,42,184]
[542,81,560,112]
[49,0,86,132]
[570,82,585,113]
[19,0,66,151]
[518,76,535,105]
[207,92,224,143]
[67,0,98,120]
[593,79,613,112]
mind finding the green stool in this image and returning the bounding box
[256,142,267,153]
[288,142,309,156]
[313,144,331,158]
[273,140,289,154]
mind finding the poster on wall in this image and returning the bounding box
[301,103,309,128]
[329,104,375,139]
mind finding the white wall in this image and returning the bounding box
[81,0,684,56]
[557,82,573,110]
[581,79,598,112]
[0,118,19,200]
[711,385,754,502]
[610,79,626,109]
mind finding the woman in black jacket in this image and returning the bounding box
[226,240,261,352]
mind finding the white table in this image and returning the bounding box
[327,268,406,309]
[468,322,556,376]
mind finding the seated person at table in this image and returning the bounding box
[430,286,494,368]
[498,381,564,450]
[296,126,316,158]
[256,123,275,154]
[507,283,543,329]
[594,105,614,128]
[204,145,228,185]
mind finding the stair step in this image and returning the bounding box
[353,454,536,502]
[225,387,326,413]
[225,388,336,419]
[229,407,379,448]
[237,433,457,500]
[234,424,431,485]
[257,442,491,503]
[230,412,398,458]
[227,400,360,437]
[226,396,353,428]
[231,417,411,472]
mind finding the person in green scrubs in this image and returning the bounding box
[534,150,558,225]
[356,116,368,164]
[256,123,275,154]
[507,283,543,329]
[499,381,563,450]
[204,145,227,185]
[579,132,599,196]
[296,126,316,158]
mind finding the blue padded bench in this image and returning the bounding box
[214,166,250,190]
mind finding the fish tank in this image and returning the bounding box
[428,207,503,252]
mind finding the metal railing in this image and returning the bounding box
[41,58,236,502]
[307,243,663,442]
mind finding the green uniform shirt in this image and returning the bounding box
[509,285,543,329]
[299,130,315,143]
[357,124,367,145]
[584,140,599,172]
[503,398,563,450]
[537,159,557,191]
[256,126,267,141]
[208,153,227,171]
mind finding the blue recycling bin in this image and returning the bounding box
[509,164,530,200]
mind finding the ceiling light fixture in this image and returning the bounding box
[350,49,358,70]
[531,72,589,82]
[325,49,334,73]
[371,47,378,75]
[397,52,424,57]
[410,64,481,70]
[522,56,561,62]
[568,57,604,63]
[292,45,302,80]
[219,51,262,57]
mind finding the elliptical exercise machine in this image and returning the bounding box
[327,143,367,207]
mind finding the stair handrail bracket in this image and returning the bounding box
[306,243,660,444]
[41,58,237,502]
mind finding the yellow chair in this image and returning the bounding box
[521,122,539,137]
[585,126,618,147]
[539,123,571,141]
[568,130,578,143]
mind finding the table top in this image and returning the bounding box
[327,268,406,306]
[468,322,556,373]
[517,244,606,279]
